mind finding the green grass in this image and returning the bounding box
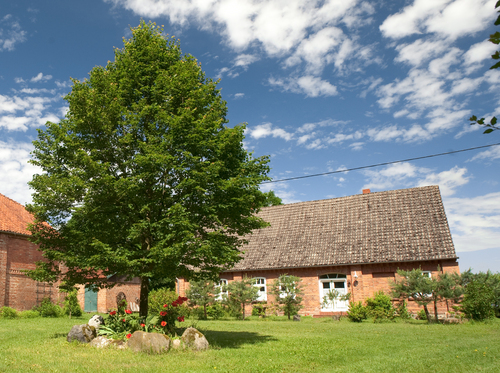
[0,316,499,372]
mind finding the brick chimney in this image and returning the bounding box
[362,189,371,194]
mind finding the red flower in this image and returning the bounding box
[122,319,126,322]
[109,311,116,316]
[177,316,185,322]
[126,333,132,339]
[160,311,167,316]
[125,309,132,314]
[163,304,168,308]
[161,321,166,327]
[140,323,145,328]
[171,302,178,307]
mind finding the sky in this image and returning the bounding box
[1,0,500,273]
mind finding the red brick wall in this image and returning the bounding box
[77,282,141,313]
[178,259,460,317]
[0,232,61,311]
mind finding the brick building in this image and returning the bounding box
[177,185,460,317]
[0,193,140,312]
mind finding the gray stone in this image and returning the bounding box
[67,324,97,343]
[293,314,301,322]
[89,336,111,348]
[181,327,209,351]
[171,339,184,349]
[127,331,171,354]
[88,315,104,330]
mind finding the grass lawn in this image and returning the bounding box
[0,316,498,373]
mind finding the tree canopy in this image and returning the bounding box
[26,21,270,316]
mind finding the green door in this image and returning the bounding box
[84,288,98,312]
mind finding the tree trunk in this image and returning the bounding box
[203,303,207,320]
[242,302,246,320]
[139,277,149,317]
[433,299,439,322]
[423,304,431,322]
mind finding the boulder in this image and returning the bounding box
[88,315,104,329]
[171,339,184,350]
[181,327,209,351]
[67,324,97,343]
[293,314,301,322]
[89,336,111,348]
[128,331,171,354]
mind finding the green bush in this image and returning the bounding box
[347,301,368,322]
[395,300,411,319]
[19,310,40,319]
[461,280,495,321]
[149,288,185,314]
[63,290,82,317]
[252,304,266,317]
[365,291,395,321]
[0,306,19,319]
[207,302,225,320]
[417,309,427,320]
[33,297,62,317]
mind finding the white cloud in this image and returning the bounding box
[363,164,468,196]
[0,15,27,51]
[30,72,53,83]
[0,94,61,131]
[469,145,500,161]
[233,93,245,99]
[0,141,40,205]
[234,54,259,68]
[444,192,500,252]
[260,181,301,204]
[463,39,498,68]
[417,166,469,196]
[269,75,337,97]
[395,39,448,67]
[247,122,293,141]
[380,0,494,40]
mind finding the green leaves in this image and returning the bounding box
[469,115,499,134]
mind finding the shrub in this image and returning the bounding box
[207,302,225,320]
[365,291,395,321]
[19,310,40,319]
[0,306,19,319]
[252,304,266,317]
[63,290,82,318]
[34,297,62,318]
[149,288,183,314]
[417,309,427,320]
[461,280,495,321]
[347,301,367,322]
[395,300,411,319]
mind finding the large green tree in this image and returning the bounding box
[26,21,270,317]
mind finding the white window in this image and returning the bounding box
[215,279,228,301]
[253,277,267,301]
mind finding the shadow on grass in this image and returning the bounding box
[202,330,277,349]
[51,332,69,338]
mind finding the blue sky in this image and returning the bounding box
[1,0,500,273]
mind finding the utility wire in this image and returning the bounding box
[262,142,500,184]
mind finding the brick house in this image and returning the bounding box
[177,185,460,317]
[0,193,140,312]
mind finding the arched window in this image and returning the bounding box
[253,277,267,301]
[319,273,349,312]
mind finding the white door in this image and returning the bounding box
[320,279,348,312]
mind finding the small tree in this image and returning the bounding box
[391,269,434,322]
[269,274,304,319]
[429,272,462,322]
[63,289,82,318]
[186,280,216,320]
[225,277,259,320]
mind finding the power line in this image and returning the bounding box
[262,142,500,184]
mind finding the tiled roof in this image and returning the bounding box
[230,185,457,271]
[0,193,33,236]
